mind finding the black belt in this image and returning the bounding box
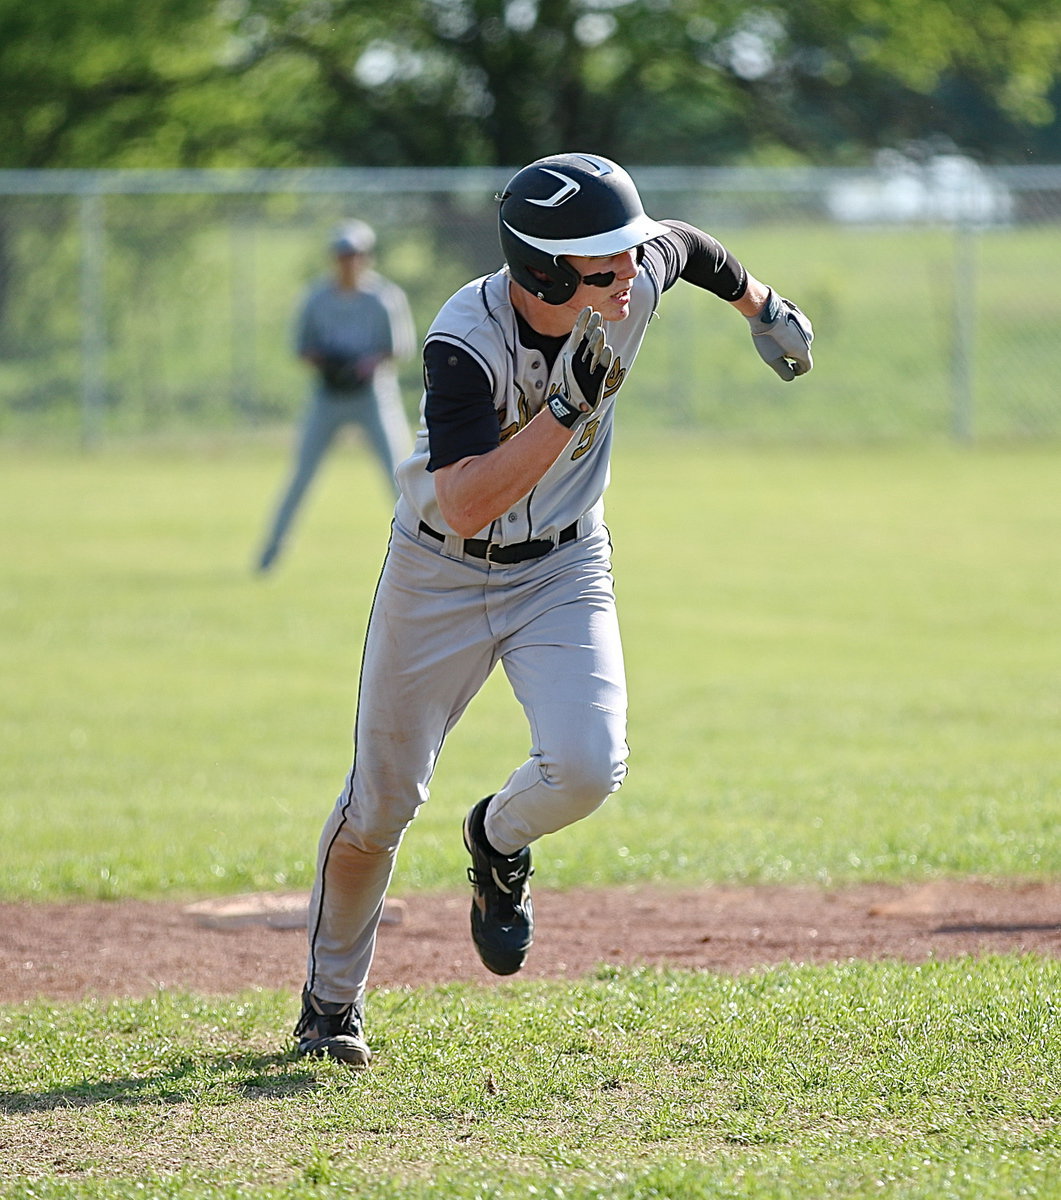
[419,520,578,565]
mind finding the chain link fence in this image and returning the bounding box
[0,162,1058,445]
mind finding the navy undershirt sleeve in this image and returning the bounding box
[645,221,748,300]
[423,338,501,471]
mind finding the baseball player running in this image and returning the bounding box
[292,153,814,1066]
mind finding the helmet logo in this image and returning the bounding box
[525,156,615,208]
[571,154,615,177]
[526,169,580,208]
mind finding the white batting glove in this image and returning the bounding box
[746,290,814,381]
[547,306,614,428]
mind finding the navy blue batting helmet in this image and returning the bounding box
[497,153,667,304]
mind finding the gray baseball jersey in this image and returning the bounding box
[297,271,416,384]
[394,263,659,543]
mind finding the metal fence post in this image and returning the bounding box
[229,217,258,419]
[79,188,106,448]
[950,220,977,443]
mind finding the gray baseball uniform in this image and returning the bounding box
[304,223,750,1006]
[257,271,415,570]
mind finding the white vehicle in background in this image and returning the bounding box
[827,150,1014,224]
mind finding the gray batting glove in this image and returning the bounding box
[547,306,614,428]
[746,290,814,381]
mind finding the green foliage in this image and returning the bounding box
[2,958,1061,1194]
[838,0,1061,121]
[0,0,224,169]
[213,0,1061,165]
[1,0,1060,168]
[761,0,1061,163]
[0,442,1057,901]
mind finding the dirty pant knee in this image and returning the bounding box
[306,798,410,1003]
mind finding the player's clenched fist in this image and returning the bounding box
[746,290,814,381]
[548,306,614,428]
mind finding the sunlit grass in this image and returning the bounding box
[0,439,1058,901]
[2,957,1059,1197]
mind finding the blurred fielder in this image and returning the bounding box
[292,153,814,1065]
[256,220,415,573]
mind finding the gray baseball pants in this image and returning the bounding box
[260,379,411,562]
[305,517,629,1006]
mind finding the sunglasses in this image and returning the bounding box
[578,245,645,289]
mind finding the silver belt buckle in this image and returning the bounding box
[484,542,518,564]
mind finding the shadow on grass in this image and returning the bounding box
[0,1050,325,1113]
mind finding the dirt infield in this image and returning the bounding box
[2,880,1060,1005]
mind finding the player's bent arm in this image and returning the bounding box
[434,411,574,537]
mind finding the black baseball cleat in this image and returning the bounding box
[463,796,534,976]
[293,985,372,1067]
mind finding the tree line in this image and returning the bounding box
[2,0,1060,170]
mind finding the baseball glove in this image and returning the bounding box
[547,306,614,428]
[317,354,366,392]
[746,290,814,381]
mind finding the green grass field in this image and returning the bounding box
[1,438,1059,1197]
[4,959,1060,1198]
[2,438,1057,899]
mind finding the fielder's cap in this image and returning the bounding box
[331,219,376,256]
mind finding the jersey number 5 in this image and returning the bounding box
[571,417,600,462]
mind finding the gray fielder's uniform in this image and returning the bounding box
[304,223,749,1006]
[258,271,415,565]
